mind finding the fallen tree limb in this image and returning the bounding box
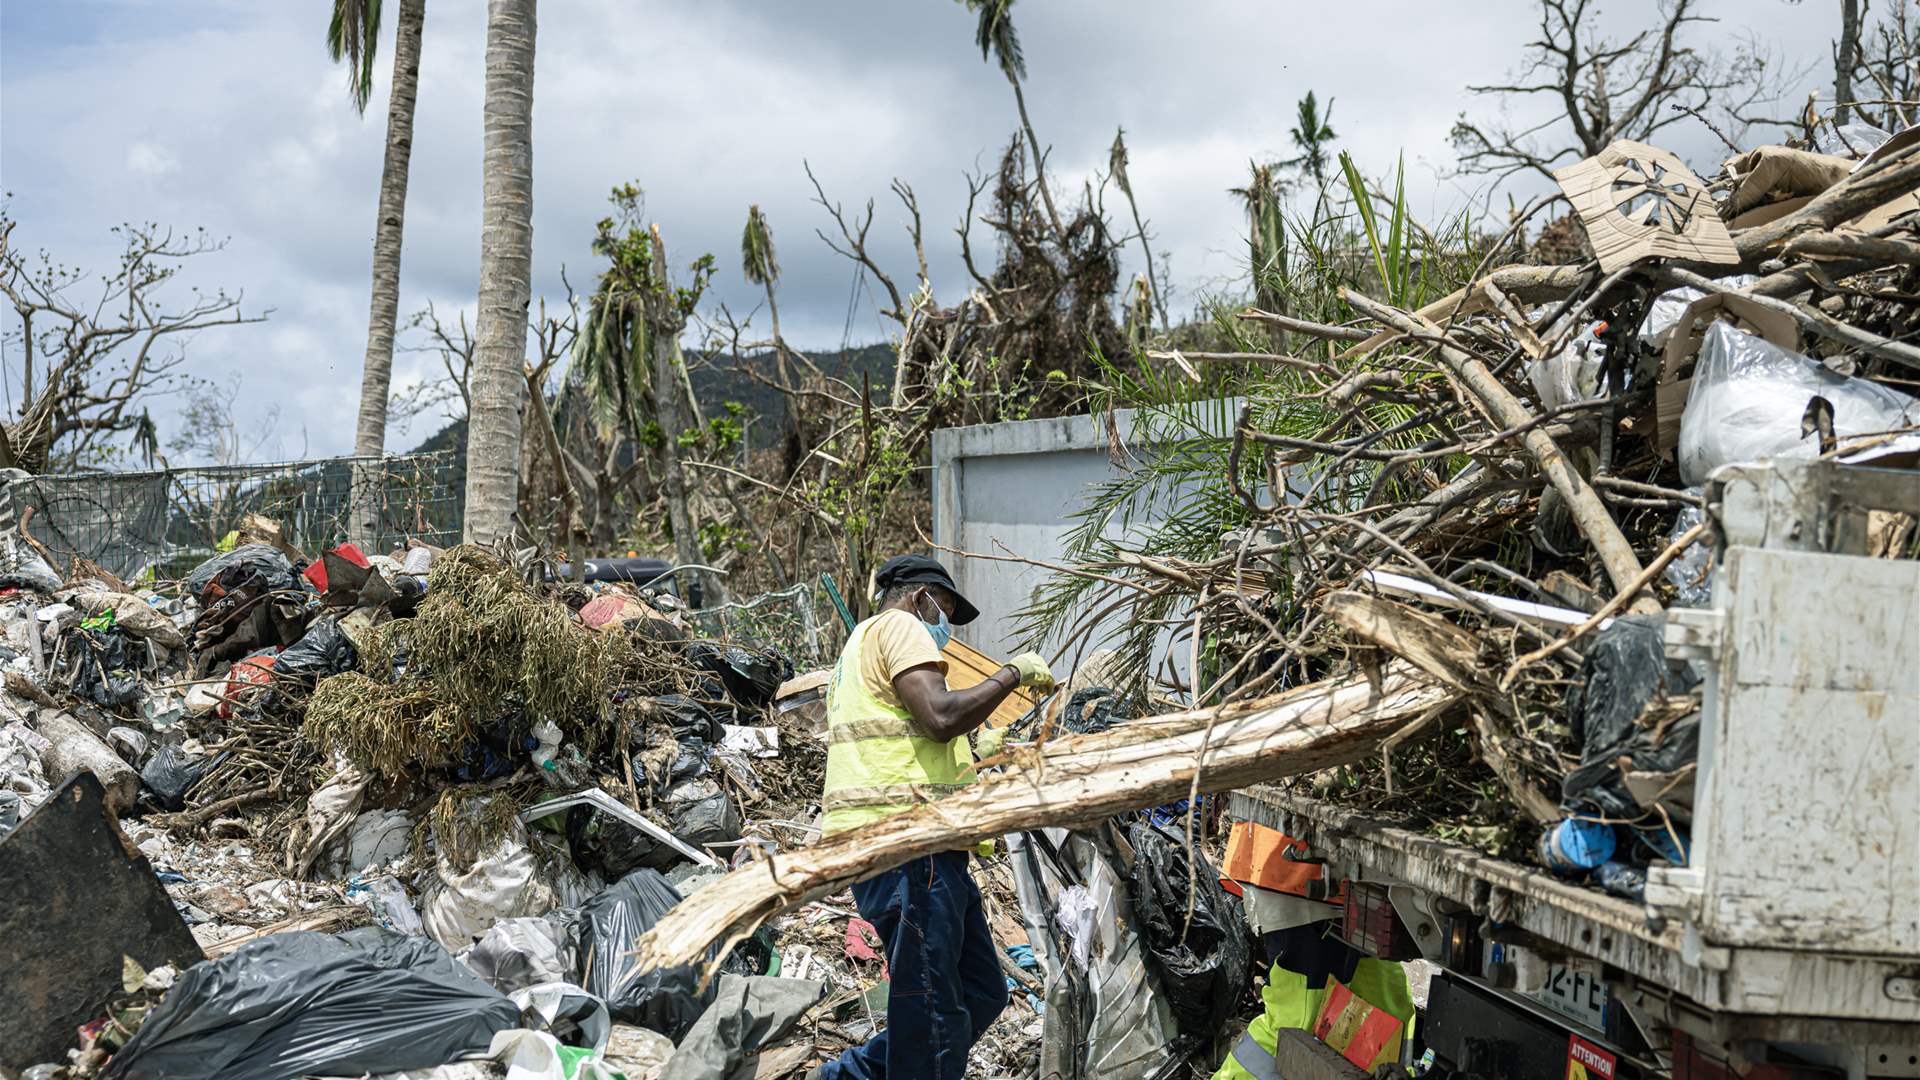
[1343,289,1661,615]
[1660,266,1920,371]
[1237,309,1373,341]
[630,668,1455,974]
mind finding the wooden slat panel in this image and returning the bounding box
[943,637,1035,729]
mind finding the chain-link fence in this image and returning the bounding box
[0,452,462,581]
[685,581,845,669]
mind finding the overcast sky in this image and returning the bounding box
[0,0,1841,462]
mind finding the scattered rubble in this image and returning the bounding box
[0,126,1915,1079]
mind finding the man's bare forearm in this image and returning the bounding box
[897,665,1021,742]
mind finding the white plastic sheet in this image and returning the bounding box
[422,826,559,954]
[1678,322,1920,486]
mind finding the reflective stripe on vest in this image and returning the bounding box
[1226,1031,1283,1080]
[820,616,975,836]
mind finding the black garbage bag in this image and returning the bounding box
[186,543,300,601]
[574,869,716,1039]
[99,927,519,1080]
[667,738,712,785]
[274,615,358,686]
[569,804,672,877]
[1060,687,1138,735]
[141,743,223,811]
[1125,821,1252,1039]
[67,627,144,708]
[1561,613,1702,819]
[665,780,742,847]
[648,694,724,743]
[686,642,794,709]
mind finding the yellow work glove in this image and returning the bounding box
[975,723,1006,761]
[1007,651,1056,692]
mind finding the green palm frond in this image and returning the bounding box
[962,0,1025,82]
[326,0,384,114]
[741,205,778,287]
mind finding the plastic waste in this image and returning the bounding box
[1663,497,1713,607]
[1060,687,1138,735]
[422,824,560,954]
[530,718,563,775]
[328,809,414,876]
[347,874,425,936]
[512,981,612,1053]
[99,928,520,1080]
[647,693,724,743]
[685,642,794,709]
[66,627,145,708]
[1678,322,1920,486]
[0,536,63,593]
[658,974,825,1080]
[1124,821,1252,1038]
[461,915,576,994]
[141,743,219,812]
[1560,614,1702,820]
[1056,884,1097,970]
[1593,861,1647,901]
[489,1029,623,1080]
[68,591,187,649]
[663,778,741,848]
[1815,120,1894,158]
[1537,818,1617,872]
[185,543,299,600]
[1528,337,1607,411]
[572,868,725,1040]
[275,615,359,686]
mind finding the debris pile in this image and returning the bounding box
[2,528,1026,1078]
[1084,133,1920,888]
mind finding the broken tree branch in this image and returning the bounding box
[631,669,1454,974]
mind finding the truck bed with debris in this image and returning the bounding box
[1230,459,1919,1078]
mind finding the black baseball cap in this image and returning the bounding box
[875,554,979,626]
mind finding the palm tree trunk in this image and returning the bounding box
[463,0,536,544]
[1120,187,1168,331]
[349,0,425,544]
[644,229,709,605]
[1009,75,1068,244]
[762,281,802,478]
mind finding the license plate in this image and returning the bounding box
[1534,962,1610,1031]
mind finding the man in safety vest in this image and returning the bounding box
[812,554,1056,1080]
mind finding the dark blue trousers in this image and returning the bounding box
[819,851,1009,1080]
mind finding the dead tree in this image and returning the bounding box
[1450,0,1798,182]
[0,214,264,472]
[1849,0,1920,130]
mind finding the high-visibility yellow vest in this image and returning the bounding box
[1213,957,1414,1080]
[820,616,977,837]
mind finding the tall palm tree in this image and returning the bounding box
[1283,91,1338,192]
[330,0,425,541]
[962,0,1067,243]
[463,0,537,543]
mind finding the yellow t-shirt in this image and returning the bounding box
[858,608,947,709]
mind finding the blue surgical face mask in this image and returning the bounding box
[917,592,952,651]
